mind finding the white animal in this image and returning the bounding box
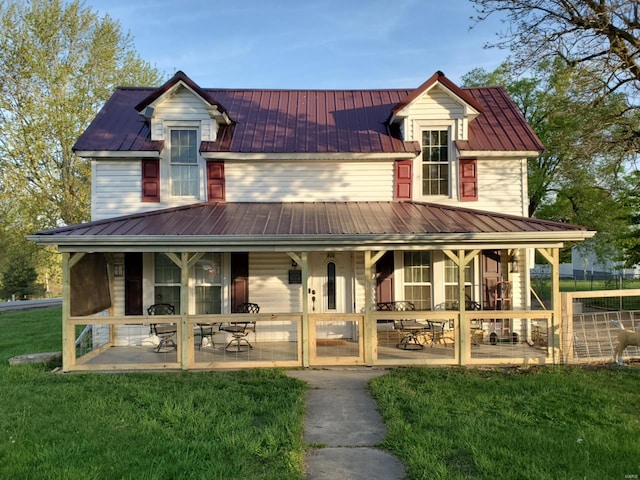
[611,320,640,365]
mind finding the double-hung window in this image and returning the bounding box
[154,254,181,313]
[444,258,473,308]
[403,251,432,310]
[422,129,450,196]
[170,129,199,197]
[195,253,222,314]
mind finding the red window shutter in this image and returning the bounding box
[141,159,160,202]
[394,160,412,200]
[207,161,225,201]
[459,159,478,201]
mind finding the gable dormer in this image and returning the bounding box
[135,70,232,143]
[388,71,482,143]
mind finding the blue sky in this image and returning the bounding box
[85,0,509,89]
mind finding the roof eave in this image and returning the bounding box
[74,150,161,159]
[28,230,596,252]
[200,151,420,160]
[456,149,543,158]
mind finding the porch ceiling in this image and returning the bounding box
[30,202,594,251]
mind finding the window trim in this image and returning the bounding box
[165,123,202,200]
[421,127,452,197]
[401,251,432,310]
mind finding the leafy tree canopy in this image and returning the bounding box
[463,60,635,264]
[0,0,163,294]
[0,0,163,232]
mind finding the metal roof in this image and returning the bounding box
[73,73,543,155]
[32,202,592,250]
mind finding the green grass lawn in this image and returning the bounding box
[0,308,307,479]
[4,308,640,479]
[370,367,640,480]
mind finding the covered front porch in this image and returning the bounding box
[29,201,592,372]
[60,247,559,372]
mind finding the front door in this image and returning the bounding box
[308,253,363,365]
[309,253,353,313]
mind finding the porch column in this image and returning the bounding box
[180,252,190,370]
[444,249,480,366]
[537,247,561,364]
[301,252,309,367]
[364,250,388,366]
[61,253,73,372]
[457,249,468,366]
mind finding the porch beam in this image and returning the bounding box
[186,252,205,269]
[443,249,459,265]
[67,252,86,270]
[165,252,181,268]
[536,248,553,265]
[464,250,481,266]
[363,250,386,270]
[287,252,302,266]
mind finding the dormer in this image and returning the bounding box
[135,70,232,143]
[388,71,482,143]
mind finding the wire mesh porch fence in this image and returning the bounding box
[562,290,640,364]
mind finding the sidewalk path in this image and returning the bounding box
[286,369,405,480]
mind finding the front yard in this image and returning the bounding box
[2,307,639,479]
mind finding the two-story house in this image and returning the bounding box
[30,70,594,371]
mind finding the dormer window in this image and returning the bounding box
[170,129,199,197]
[422,129,450,196]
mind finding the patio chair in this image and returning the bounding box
[147,303,177,353]
[219,302,259,351]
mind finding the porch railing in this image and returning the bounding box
[66,309,555,371]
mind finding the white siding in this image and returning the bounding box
[152,88,216,141]
[226,160,394,202]
[92,160,162,220]
[248,253,302,313]
[404,87,464,140]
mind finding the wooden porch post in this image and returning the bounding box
[61,253,73,372]
[61,252,86,372]
[443,249,479,366]
[301,252,310,367]
[364,251,387,366]
[180,252,190,370]
[537,247,561,364]
[457,249,468,366]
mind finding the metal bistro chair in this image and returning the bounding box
[147,303,177,353]
[219,302,259,351]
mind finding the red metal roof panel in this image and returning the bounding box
[35,202,586,239]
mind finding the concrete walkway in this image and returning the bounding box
[286,369,405,480]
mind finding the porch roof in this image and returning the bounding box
[30,202,594,251]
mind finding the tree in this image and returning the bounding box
[471,0,640,164]
[0,0,163,295]
[0,250,40,300]
[0,0,163,231]
[463,60,633,263]
[471,1,640,100]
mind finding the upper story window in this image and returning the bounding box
[170,129,199,197]
[422,129,449,196]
